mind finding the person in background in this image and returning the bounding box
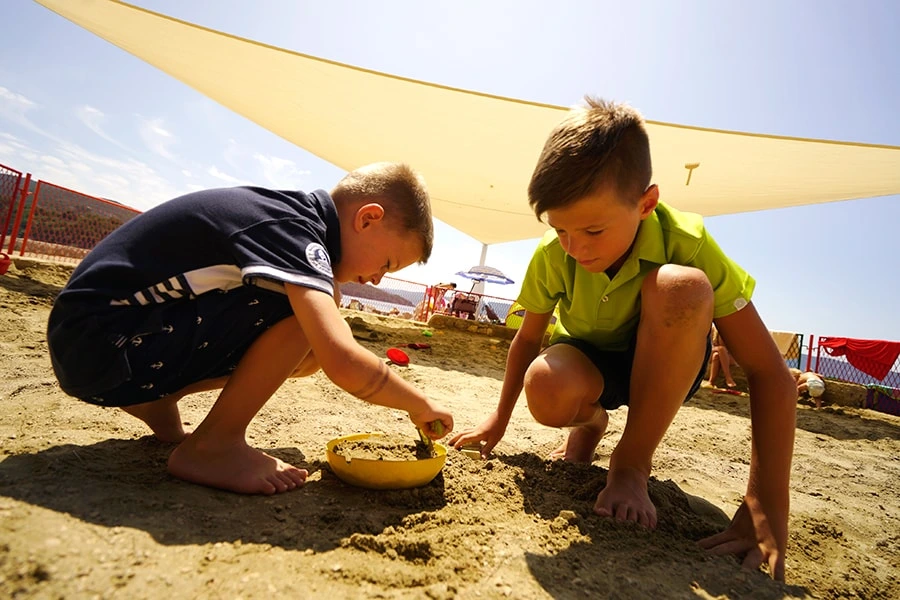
[707,324,738,389]
[790,368,826,408]
[432,282,457,313]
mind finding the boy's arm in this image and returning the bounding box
[700,302,796,581]
[449,309,551,456]
[285,283,452,436]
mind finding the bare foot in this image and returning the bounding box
[549,411,609,463]
[121,399,188,443]
[593,466,657,529]
[167,437,308,494]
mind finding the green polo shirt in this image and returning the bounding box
[517,201,755,350]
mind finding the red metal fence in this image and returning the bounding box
[0,162,140,262]
[22,181,141,261]
[1,163,25,251]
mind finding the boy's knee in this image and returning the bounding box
[642,265,713,321]
[524,360,554,401]
[524,361,579,427]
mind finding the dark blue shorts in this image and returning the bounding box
[552,333,712,410]
[49,286,295,407]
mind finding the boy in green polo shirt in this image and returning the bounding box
[450,98,796,581]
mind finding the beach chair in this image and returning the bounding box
[450,293,478,319]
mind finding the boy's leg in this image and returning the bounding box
[167,314,314,495]
[122,315,322,444]
[121,376,229,443]
[595,265,713,528]
[524,344,609,463]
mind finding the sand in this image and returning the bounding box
[1,258,899,599]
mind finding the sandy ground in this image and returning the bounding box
[1,259,899,600]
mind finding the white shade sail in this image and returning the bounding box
[36,0,900,245]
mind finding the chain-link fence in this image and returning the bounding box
[19,181,141,262]
[1,164,142,262]
[1,162,25,252]
[781,333,803,370]
[805,335,900,389]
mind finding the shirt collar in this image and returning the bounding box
[309,189,342,265]
[610,207,666,284]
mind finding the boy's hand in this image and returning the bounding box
[408,402,453,440]
[448,411,507,459]
[698,496,786,581]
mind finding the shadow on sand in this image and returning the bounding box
[495,451,810,599]
[688,389,900,441]
[0,437,447,552]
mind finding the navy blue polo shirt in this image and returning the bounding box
[48,186,342,399]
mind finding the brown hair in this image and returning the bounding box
[331,162,434,262]
[528,97,652,217]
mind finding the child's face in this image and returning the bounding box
[334,203,423,285]
[545,185,658,274]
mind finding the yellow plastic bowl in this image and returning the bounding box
[325,432,447,490]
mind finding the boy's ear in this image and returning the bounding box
[354,203,386,231]
[638,184,659,219]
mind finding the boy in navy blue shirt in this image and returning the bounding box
[48,162,453,495]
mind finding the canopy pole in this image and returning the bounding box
[473,243,489,296]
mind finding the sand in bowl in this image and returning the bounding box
[326,432,448,490]
[331,434,435,461]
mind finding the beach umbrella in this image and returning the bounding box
[455,265,515,292]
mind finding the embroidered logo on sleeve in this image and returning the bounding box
[305,243,333,277]
[733,298,748,310]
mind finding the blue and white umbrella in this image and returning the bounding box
[455,265,515,291]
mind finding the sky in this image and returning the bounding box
[2,0,899,341]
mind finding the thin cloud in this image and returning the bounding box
[0,87,59,142]
[2,135,186,211]
[74,105,135,154]
[138,116,177,160]
[0,86,36,112]
[0,132,37,161]
[253,153,311,189]
[207,165,253,186]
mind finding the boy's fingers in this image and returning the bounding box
[697,530,732,549]
[450,430,478,448]
[447,432,467,447]
[706,538,753,557]
[481,439,498,457]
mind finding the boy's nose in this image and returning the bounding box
[564,240,585,261]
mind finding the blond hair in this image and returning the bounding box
[528,97,652,217]
[331,162,433,262]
